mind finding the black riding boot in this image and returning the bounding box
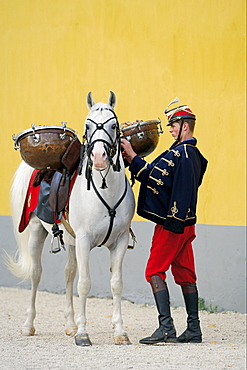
[139,276,176,344]
[177,283,202,343]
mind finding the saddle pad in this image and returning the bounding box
[19,170,77,233]
[19,170,40,232]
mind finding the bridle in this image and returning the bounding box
[84,108,121,189]
[81,106,128,247]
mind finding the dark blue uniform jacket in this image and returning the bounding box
[129,138,208,234]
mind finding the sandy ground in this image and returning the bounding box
[0,287,246,370]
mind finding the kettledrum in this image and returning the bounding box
[12,123,80,170]
[120,119,163,157]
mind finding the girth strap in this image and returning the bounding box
[91,176,128,247]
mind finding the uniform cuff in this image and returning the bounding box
[163,217,185,234]
[129,156,147,176]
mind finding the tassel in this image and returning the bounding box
[101,177,108,189]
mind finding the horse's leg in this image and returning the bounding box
[74,237,92,346]
[64,244,78,336]
[22,214,48,336]
[110,233,131,345]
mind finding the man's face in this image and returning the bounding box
[169,121,182,140]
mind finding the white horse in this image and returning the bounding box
[6,91,135,346]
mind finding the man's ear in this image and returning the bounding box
[183,121,189,131]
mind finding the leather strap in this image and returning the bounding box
[150,275,167,293]
[91,176,128,247]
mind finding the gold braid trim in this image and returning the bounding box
[167,214,185,222]
[161,158,175,167]
[147,185,159,194]
[143,209,166,219]
[136,162,148,178]
[154,166,169,176]
[149,175,164,185]
[171,149,180,157]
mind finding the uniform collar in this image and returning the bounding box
[170,137,197,150]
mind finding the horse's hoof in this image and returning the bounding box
[21,326,35,336]
[114,334,131,345]
[65,326,78,337]
[75,333,92,346]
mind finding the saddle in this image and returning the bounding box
[34,138,80,217]
[32,139,81,252]
[49,138,81,218]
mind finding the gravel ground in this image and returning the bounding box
[0,287,246,370]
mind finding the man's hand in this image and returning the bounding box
[121,138,137,164]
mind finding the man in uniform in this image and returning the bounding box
[121,98,208,344]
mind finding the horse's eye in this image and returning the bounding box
[112,124,116,129]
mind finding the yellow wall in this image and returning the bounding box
[0,0,246,226]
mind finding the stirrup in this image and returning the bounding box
[50,223,66,254]
[127,227,137,249]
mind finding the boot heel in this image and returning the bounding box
[188,336,202,343]
[177,331,202,343]
[166,337,177,343]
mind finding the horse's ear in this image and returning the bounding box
[108,91,116,109]
[87,92,95,109]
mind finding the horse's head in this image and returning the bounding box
[85,91,120,172]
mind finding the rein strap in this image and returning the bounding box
[91,176,128,247]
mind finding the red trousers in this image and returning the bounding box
[145,224,197,285]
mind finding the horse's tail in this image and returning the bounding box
[4,161,34,280]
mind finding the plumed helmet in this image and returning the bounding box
[164,97,196,126]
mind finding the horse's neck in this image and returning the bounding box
[92,167,125,190]
[81,157,126,197]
